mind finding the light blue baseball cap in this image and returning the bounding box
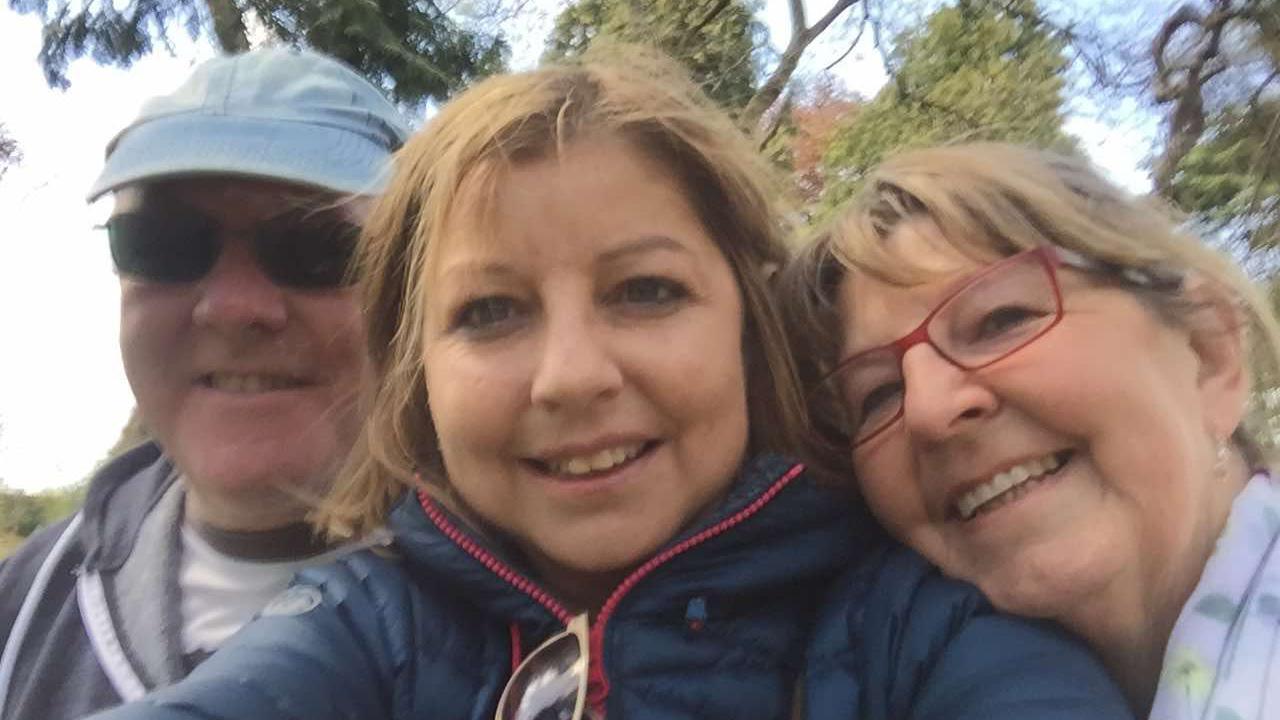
[88,47,410,201]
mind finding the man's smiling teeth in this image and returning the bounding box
[547,443,645,477]
[206,373,301,393]
[956,452,1067,520]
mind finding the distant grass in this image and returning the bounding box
[0,531,25,560]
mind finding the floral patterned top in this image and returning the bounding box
[1150,472,1280,720]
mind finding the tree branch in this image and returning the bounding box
[825,1,869,72]
[741,0,860,127]
[1151,0,1242,196]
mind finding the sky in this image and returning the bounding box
[0,1,1154,493]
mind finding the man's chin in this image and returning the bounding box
[179,450,334,499]
[180,469,326,530]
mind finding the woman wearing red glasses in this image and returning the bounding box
[82,61,1129,720]
[784,142,1280,718]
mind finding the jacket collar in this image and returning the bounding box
[80,442,179,571]
[385,454,860,629]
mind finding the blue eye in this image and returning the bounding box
[453,296,521,334]
[615,276,688,306]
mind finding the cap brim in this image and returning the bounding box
[87,113,396,201]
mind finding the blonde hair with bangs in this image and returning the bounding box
[782,142,1280,477]
[317,47,807,538]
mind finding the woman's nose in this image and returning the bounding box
[898,344,998,442]
[529,310,623,411]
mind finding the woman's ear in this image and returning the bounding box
[1184,277,1249,441]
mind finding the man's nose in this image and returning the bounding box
[191,235,288,333]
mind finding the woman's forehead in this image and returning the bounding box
[881,218,996,274]
[837,221,996,353]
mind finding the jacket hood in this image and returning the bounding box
[384,454,863,631]
[79,441,178,571]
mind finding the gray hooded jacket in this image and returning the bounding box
[0,443,189,720]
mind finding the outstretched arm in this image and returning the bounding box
[87,556,404,720]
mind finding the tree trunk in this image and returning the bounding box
[205,0,251,53]
[740,0,860,129]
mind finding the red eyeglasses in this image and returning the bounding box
[823,245,1178,447]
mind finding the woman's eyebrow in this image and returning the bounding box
[597,234,693,264]
[437,259,522,285]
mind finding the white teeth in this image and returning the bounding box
[548,443,645,476]
[207,373,297,394]
[956,452,1066,520]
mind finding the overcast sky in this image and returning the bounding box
[0,2,1153,493]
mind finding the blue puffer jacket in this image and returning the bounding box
[88,455,1131,720]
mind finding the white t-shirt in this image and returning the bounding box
[178,525,350,655]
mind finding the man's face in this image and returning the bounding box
[113,177,368,530]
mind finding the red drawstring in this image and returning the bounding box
[508,622,523,674]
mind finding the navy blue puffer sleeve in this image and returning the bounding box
[83,550,506,720]
[806,544,1134,720]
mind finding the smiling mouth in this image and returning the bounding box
[954,449,1074,521]
[526,441,659,480]
[199,372,308,394]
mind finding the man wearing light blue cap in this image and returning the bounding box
[0,48,409,720]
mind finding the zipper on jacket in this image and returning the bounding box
[418,492,574,625]
[418,462,804,717]
[585,462,804,712]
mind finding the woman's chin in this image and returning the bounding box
[966,547,1117,623]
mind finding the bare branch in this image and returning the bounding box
[757,90,793,152]
[789,0,807,39]
[1248,69,1280,113]
[1151,0,1243,195]
[868,0,895,76]
[825,1,869,72]
[741,0,861,127]
[802,0,860,46]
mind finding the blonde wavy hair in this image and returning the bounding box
[781,142,1280,478]
[317,48,808,538]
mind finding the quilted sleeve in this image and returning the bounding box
[807,544,1134,720]
[84,552,409,720]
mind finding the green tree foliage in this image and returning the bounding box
[818,0,1074,212]
[0,482,85,558]
[8,0,507,105]
[1170,101,1280,248]
[0,487,44,537]
[545,0,765,112]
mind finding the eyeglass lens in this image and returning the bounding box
[497,628,587,720]
[106,207,359,289]
[838,251,1062,443]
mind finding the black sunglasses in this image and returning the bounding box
[106,205,361,289]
